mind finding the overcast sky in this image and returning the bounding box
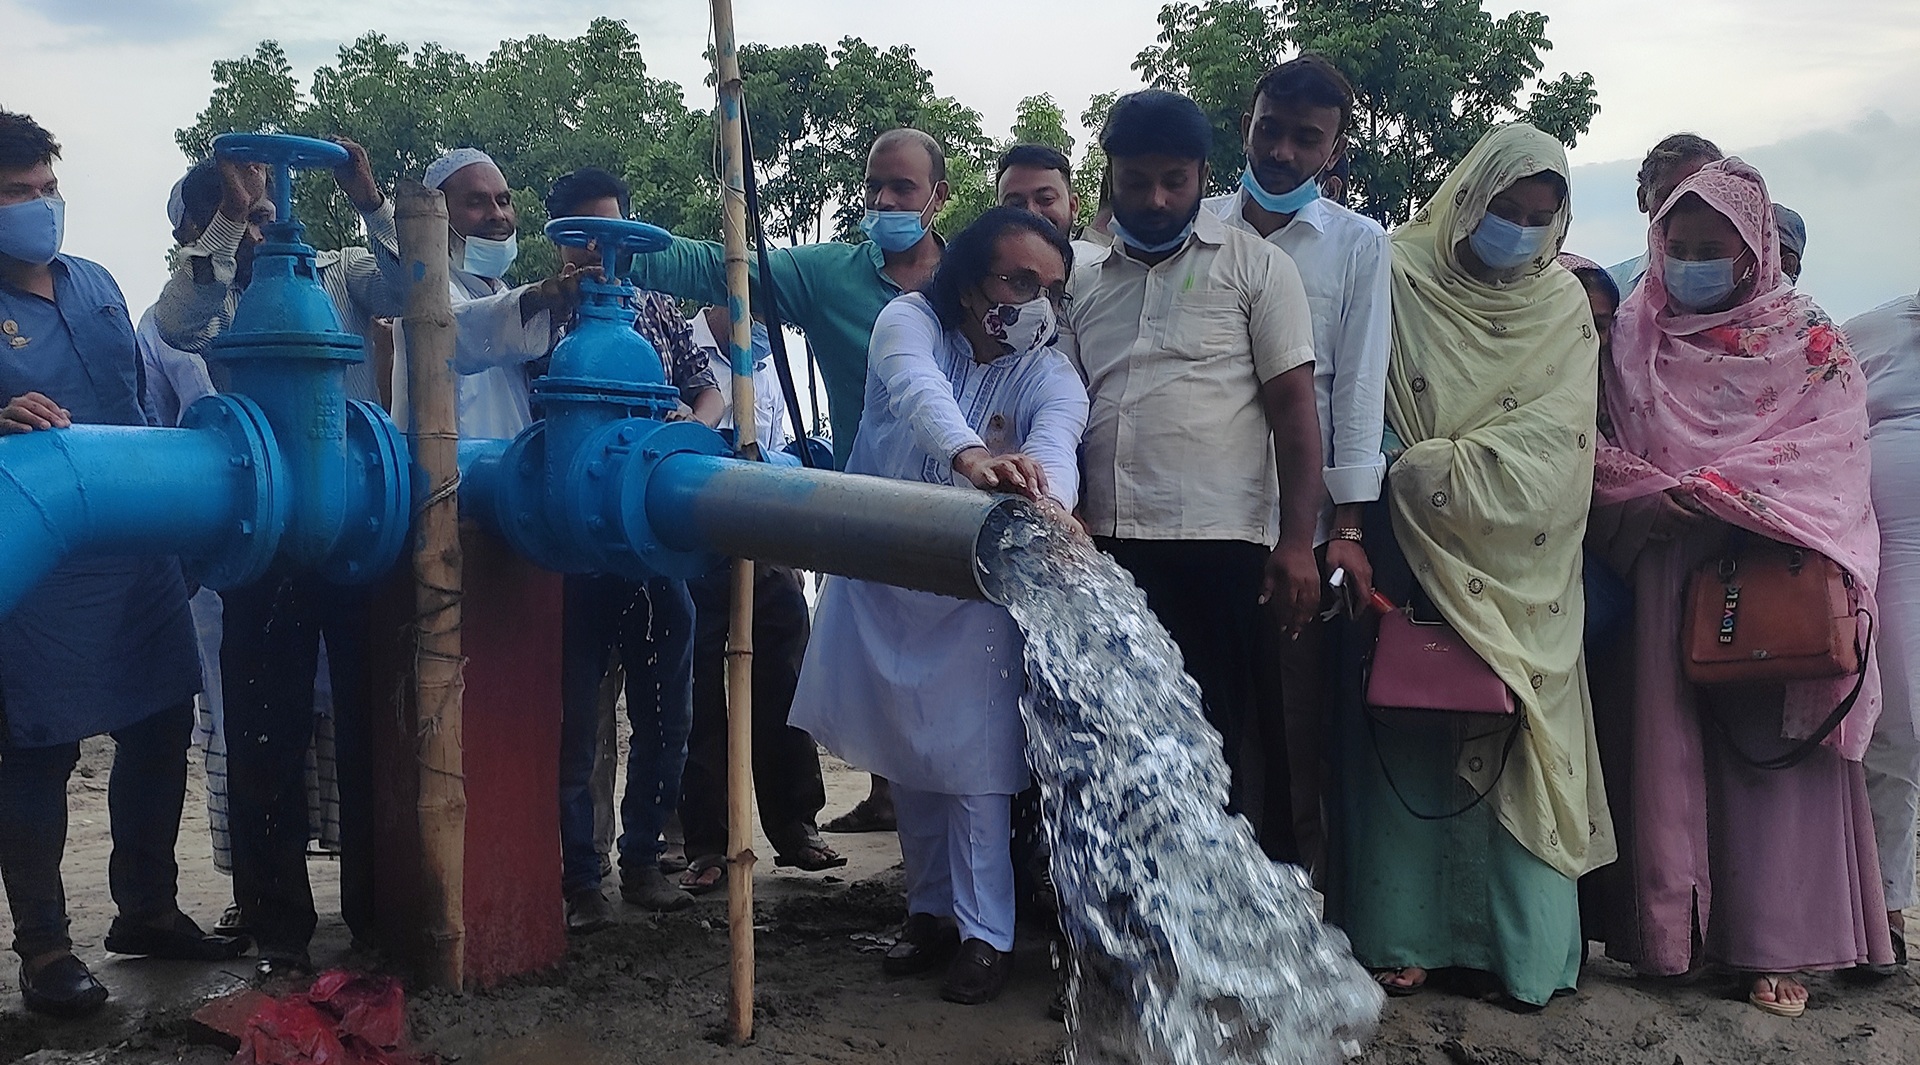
[7,0,1918,322]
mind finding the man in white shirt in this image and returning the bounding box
[387,148,588,440]
[1067,90,1323,815]
[1203,54,1391,867]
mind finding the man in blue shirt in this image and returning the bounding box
[0,110,243,1018]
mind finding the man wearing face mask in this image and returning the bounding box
[386,148,593,442]
[1201,54,1391,869]
[625,127,949,470]
[625,127,951,836]
[1066,90,1323,818]
[0,110,242,1018]
[1607,133,1723,297]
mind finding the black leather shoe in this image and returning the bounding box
[566,888,617,934]
[20,955,109,1018]
[940,938,1011,1005]
[105,911,249,961]
[882,913,960,977]
[253,951,314,981]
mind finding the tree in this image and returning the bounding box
[1074,91,1120,226]
[1010,94,1075,157]
[1133,0,1599,225]
[178,18,717,284]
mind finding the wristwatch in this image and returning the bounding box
[1333,527,1364,543]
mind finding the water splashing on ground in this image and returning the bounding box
[980,514,1382,1065]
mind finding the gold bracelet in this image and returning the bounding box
[1333,527,1364,542]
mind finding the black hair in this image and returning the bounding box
[921,206,1073,331]
[1520,168,1569,200]
[1251,53,1354,134]
[871,127,948,184]
[0,110,60,171]
[1636,133,1722,192]
[1100,90,1212,162]
[1568,265,1620,308]
[546,166,631,219]
[177,159,222,241]
[995,143,1072,186]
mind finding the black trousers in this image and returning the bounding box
[1095,538,1276,820]
[219,576,372,957]
[680,563,827,860]
[0,702,193,960]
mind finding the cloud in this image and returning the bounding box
[1564,111,1920,323]
[20,0,237,40]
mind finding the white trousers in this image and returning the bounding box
[892,785,1016,951]
[1865,716,1920,911]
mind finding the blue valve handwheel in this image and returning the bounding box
[212,133,350,173]
[544,217,674,255]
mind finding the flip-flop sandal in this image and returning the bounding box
[822,798,896,834]
[1372,968,1426,997]
[775,843,848,872]
[680,855,728,896]
[1747,974,1807,1018]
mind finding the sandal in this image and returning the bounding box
[1747,973,1807,1018]
[822,797,896,834]
[1372,967,1427,997]
[775,841,848,872]
[680,855,727,896]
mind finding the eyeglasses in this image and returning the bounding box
[990,273,1071,308]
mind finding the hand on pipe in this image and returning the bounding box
[0,392,71,434]
[330,137,384,212]
[952,446,1048,502]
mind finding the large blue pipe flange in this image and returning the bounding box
[322,399,413,585]
[607,418,729,580]
[177,393,289,590]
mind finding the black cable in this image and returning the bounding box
[737,109,817,467]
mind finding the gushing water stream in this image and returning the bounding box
[979,515,1382,1065]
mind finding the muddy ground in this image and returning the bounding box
[1,737,1915,1065]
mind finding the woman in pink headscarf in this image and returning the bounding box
[1585,158,1894,1016]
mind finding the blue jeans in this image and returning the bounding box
[559,574,695,895]
[0,702,193,960]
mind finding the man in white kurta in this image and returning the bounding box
[789,280,1088,999]
[387,148,575,439]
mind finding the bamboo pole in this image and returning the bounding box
[396,180,467,991]
[711,0,759,1044]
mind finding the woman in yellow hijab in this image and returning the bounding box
[1332,123,1616,1009]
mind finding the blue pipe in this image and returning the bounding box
[0,133,411,618]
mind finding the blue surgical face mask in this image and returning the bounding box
[1662,255,1739,312]
[859,193,935,254]
[1240,165,1320,215]
[1109,201,1201,256]
[460,230,518,278]
[0,195,65,265]
[1467,211,1550,271]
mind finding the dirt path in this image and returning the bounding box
[1,740,1915,1065]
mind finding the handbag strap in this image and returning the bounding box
[1705,609,1874,772]
[1366,710,1523,821]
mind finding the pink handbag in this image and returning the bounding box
[1365,605,1515,715]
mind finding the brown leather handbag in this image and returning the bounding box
[1682,532,1872,769]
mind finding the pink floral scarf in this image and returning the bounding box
[1596,158,1881,758]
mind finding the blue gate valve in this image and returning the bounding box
[459,217,726,580]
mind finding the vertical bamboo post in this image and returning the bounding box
[396,180,466,991]
[711,0,759,1044]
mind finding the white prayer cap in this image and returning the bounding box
[166,176,188,230]
[423,147,498,191]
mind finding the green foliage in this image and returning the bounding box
[1133,0,1600,225]
[1132,1,1286,188]
[1074,92,1121,226]
[1010,94,1075,156]
[176,18,716,286]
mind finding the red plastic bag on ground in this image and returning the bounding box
[232,969,431,1065]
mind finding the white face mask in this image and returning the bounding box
[459,230,519,278]
[980,296,1056,357]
